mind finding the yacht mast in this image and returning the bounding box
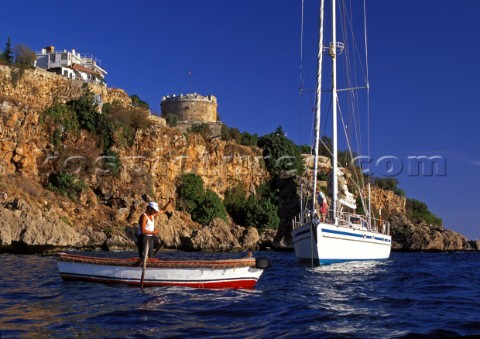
[312,0,325,214]
[331,0,339,225]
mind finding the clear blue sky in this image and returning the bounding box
[1,0,479,240]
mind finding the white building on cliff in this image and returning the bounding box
[35,46,107,86]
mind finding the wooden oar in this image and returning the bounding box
[152,246,161,258]
[140,237,150,288]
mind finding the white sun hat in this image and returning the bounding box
[148,202,160,212]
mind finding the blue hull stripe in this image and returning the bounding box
[321,228,391,243]
[293,226,391,244]
[321,228,363,238]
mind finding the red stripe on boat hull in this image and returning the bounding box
[60,274,258,289]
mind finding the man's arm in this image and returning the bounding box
[152,198,175,217]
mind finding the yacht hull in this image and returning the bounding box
[292,222,391,265]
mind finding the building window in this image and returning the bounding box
[50,54,56,63]
[61,53,67,60]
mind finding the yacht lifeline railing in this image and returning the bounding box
[292,209,390,236]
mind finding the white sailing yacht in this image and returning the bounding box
[291,0,391,264]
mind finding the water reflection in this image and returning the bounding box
[297,259,395,336]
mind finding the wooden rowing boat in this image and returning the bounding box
[57,253,271,289]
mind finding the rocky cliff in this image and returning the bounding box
[367,186,473,251]
[0,65,475,253]
[0,65,267,253]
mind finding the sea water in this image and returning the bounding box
[0,251,479,338]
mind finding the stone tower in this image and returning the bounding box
[161,93,218,122]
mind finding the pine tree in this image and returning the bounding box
[3,37,13,64]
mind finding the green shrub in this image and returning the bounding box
[45,102,69,123]
[99,149,122,176]
[50,129,62,147]
[250,182,280,229]
[47,171,88,201]
[67,85,98,132]
[297,136,332,156]
[372,177,406,197]
[224,183,249,225]
[257,181,279,205]
[165,113,178,127]
[406,198,442,226]
[43,102,80,147]
[222,125,242,143]
[130,94,150,109]
[220,124,259,146]
[224,181,280,230]
[41,92,155,182]
[102,101,151,147]
[176,173,205,214]
[240,131,259,146]
[258,126,304,175]
[191,189,228,225]
[176,173,228,225]
[246,198,280,230]
[372,177,398,191]
[297,144,311,154]
[46,93,146,151]
[395,188,406,197]
[95,111,115,150]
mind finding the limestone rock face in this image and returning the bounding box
[258,228,277,250]
[303,154,332,172]
[183,218,260,252]
[341,178,472,251]
[0,66,131,113]
[390,214,473,251]
[156,211,201,249]
[122,128,267,201]
[79,227,108,247]
[368,187,406,217]
[0,65,132,178]
[0,198,88,250]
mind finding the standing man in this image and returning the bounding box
[137,198,174,258]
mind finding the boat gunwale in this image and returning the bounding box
[58,253,258,269]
